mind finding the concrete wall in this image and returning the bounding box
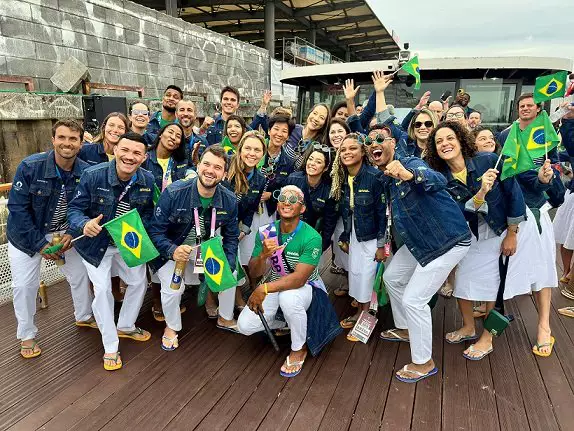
[0,0,271,105]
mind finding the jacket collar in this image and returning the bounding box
[44,150,85,179]
[189,177,225,209]
[444,157,476,182]
[107,159,147,187]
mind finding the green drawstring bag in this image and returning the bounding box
[197,278,208,307]
[373,262,388,306]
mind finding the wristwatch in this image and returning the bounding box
[508,226,519,234]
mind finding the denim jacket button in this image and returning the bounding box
[456,195,460,199]
[400,192,405,196]
[177,218,181,222]
[99,198,104,203]
[100,248,105,252]
[417,177,422,181]
[37,190,42,195]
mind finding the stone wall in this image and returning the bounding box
[0,0,271,108]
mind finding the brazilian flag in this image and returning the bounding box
[534,71,567,103]
[521,111,559,159]
[221,136,236,157]
[104,209,159,267]
[400,56,421,90]
[500,122,535,180]
[152,183,161,205]
[200,236,236,292]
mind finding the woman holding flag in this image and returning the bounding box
[221,115,248,158]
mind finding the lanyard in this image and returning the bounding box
[118,175,137,202]
[277,220,303,248]
[161,157,173,191]
[54,166,66,193]
[193,207,217,243]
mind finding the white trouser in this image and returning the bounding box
[82,247,147,353]
[237,283,313,351]
[384,244,469,364]
[9,238,93,341]
[332,217,349,270]
[156,259,236,330]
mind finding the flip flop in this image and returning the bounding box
[103,352,122,371]
[558,307,574,318]
[560,287,574,300]
[559,275,571,284]
[206,305,219,319]
[20,340,41,359]
[118,327,151,342]
[161,334,179,351]
[347,333,360,342]
[216,322,240,334]
[463,344,493,361]
[351,299,359,308]
[340,316,358,329]
[333,287,349,297]
[280,352,307,378]
[472,305,487,318]
[532,336,555,357]
[75,317,98,328]
[395,365,438,383]
[274,327,291,337]
[380,329,410,342]
[152,306,165,322]
[445,331,478,344]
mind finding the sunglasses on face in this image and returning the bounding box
[446,112,464,119]
[366,133,394,145]
[414,121,434,129]
[272,190,304,204]
[131,110,149,116]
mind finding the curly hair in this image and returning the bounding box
[329,133,373,201]
[425,120,476,172]
[227,131,267,195]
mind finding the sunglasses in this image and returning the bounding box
[295,139,314,154]
[414,121,434,129]
[272,190,304,204]
[131,109,149,116]
[366,133,394,145]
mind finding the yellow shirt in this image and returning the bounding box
[107,153,115,161]
[452,167,467,185]
[348,175,355,209]
[157,158,172,188]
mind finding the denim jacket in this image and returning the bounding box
[203,112,268,146]
[375,109,420,158]
[306,286,343,356]
[441,152,526,237]
[222,168,266,234]
[145,111,174,138]
[384,156,471,267]
[286,171,338,251]
[517,165,564,209]
[7,151,88,256]
[147,176,239,272]
[78,142,109,166]
[347,90,376,134]
[67,160,156,267]
[142,149,189,191]
[260,147,295,215]
[339,163,386,246]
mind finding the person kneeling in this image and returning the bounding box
[238,185,323,378]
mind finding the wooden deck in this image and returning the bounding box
[1,261,574,431]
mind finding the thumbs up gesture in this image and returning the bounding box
[84,214,104,237]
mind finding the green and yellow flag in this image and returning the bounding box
[221,136,236,156]
[534,71,568,103]
[500,122,535,180]
[521,111,559,159]
[152,183,161,206]
[400,56,421,90]
[200,236,236,292]
[104,209,159,267]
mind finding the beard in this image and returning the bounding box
[198,173,220,189]
[163,104,176,113]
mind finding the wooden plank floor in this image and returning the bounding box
[1,259,574,431]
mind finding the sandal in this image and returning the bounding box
[340,316,358,329]
[559,274,571,284]
[206,305,219,319]
[560,286,574,300]
[152,306,165,322]
[558,306,574,318]
[274,327,291,337]
[472,304,487,318]
[346,333,360,342]
[395,365,438,383]
[380,329,410,342]
[532,336,555,357]
[118,327,151,342]
[20,340,41,359]
[280,352,307,378]
[216,321,240,334]
[103,352,122,371]
[75,316,98,328]
[445,330,478,344]
[351,299,359,308]
[161,334,179,351]
[439,283,453,298]
[463,344,493,361]
[333,287,349,297]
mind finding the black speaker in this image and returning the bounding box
[82,95,127,135]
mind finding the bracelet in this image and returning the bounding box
[473,195,486,206]
[264,283,268,295]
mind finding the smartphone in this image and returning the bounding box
[440,90,451,101]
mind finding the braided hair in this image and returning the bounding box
[329,133,373,201]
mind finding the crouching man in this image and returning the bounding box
[237,185,323,378]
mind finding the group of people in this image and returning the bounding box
[7,72,574,382]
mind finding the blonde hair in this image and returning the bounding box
[227,131,267,195]
[407,108,438,142]
[329,133,372,201]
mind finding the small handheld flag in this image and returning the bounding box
[534,71,568,103]
[200,236,236,292]
[221,136,236,157]
[152,183,161,205]
[104,209,159,267]
[500,122,535,180]
[400,56,421,90]
[521,111,559,159]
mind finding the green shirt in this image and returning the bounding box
[199,196,213,210]
[252,221,322,283]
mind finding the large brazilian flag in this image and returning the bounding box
[200,236,236,292]
[521,111,559,159]
[533,71,567,103]
[104,209,159,267]
[500,122,535,180]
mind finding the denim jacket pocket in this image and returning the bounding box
[29,184,53,211]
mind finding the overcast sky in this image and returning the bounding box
[366,0,573,60]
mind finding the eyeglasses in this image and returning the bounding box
[131,110,149,116]
[446,112,465,119]
[366,133,394,145]
[272,190,304,204]
[343,133,368,146]
[414,121,434,129]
